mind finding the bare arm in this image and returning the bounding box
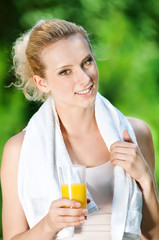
[1,132,86,240]
[110,117,159,239]
[1,131,30,240]
[127,117,159,240]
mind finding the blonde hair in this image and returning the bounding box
[12,19,92,102]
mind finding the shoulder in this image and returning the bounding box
[1,131,30,238]
[1,130,26,177]
[1,130,26,201]
[3,130,26,157]
[127,117,155,173]
[127,117,152,139]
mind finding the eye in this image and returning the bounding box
[82,57,93,67]
[59,69,70,76]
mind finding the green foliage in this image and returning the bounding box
[0,0,159,238]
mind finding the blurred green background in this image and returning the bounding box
[0,0,159,238]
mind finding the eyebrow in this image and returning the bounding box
[56,53,92,70]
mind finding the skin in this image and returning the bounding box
[1,33,159,240]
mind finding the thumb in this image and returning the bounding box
[123,129,133,143]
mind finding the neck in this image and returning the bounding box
[55,103,97,136]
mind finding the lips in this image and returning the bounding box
[75,85,93,95]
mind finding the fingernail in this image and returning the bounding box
[82,209,88,214]
[75,202,81,207]
[80,220,84,224]
[79,216,85,221]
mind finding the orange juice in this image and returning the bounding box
[61,183,87,209]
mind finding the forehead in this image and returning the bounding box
[41,34,91,68]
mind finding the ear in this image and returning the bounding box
[33,75,50,93]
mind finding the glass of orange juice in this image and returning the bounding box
[58,165,87,211]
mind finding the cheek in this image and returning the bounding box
[51,78,74,95]
[91,65,99,81]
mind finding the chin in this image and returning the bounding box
[81,94,97,109]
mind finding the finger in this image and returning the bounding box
[111,146,138,156]
[111,150,138,162]
[57,215,85,223]
[57,207,87,217]
[123,129,133,143]
[52,199,81,208]
[58,219,85,228]
[111,159,133,174]
[110,141,136,150]
[111,152,131,162]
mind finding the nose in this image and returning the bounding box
[75,67,91,86]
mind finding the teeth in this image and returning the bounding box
[76,86,92,94]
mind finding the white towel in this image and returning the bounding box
[18,92,142,240]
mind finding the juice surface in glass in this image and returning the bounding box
[61,183,87,209]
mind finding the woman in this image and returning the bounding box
[1,19,159,240]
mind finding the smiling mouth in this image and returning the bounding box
[75,85,93,95]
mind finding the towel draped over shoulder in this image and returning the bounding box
[18,93,142,240]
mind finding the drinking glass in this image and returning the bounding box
[58,165,87,209]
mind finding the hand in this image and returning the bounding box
[45,198,88,234]
[110,129,152,187]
